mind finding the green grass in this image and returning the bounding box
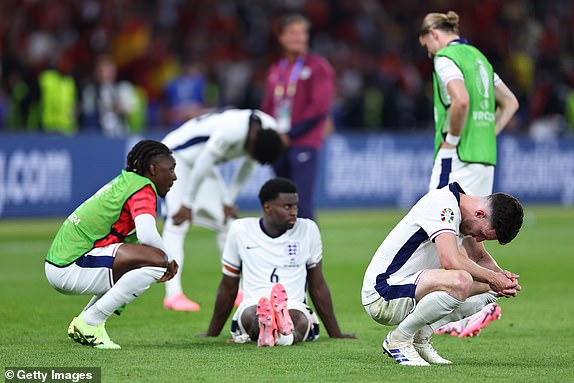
[1,206,573,382]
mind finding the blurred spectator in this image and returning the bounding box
[261,14,335,220]
[38,57,78,135]
[3,60,40,131]
[0,0,572,134]
[164,59,207,127]
[80,55,138,136]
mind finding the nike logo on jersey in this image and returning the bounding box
[246,245,259,250]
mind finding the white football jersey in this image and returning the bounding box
[222,217,322,303]
[161,109,278,207]
[162,109,277,166]
[361,183,465,305]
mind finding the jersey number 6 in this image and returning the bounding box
[270,268,279,283]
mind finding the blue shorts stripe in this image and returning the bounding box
[75,255,114,268]
[374,228,428,300]
[437,157,452,188]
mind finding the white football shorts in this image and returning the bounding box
[429,147,494,196]
[363,270,425,326]
[45,243,121,296]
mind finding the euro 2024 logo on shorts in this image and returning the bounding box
[440,207,455,223]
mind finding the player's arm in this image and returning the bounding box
[128,186,167,255]
[435,233,516,294]
[462,238,501,272]
[444,78,469,146]
[462,238,521,295]
[204,274,240,337]
[494,79,519,135]
[307,262,356,339]
[224,158,256,211]
[130,187,178,279]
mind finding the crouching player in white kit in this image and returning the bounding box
[203,178,356,346]
[362,183,523,366]
[160,109,284,311]
[45,140,179,349]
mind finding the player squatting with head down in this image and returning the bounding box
[362,182,524,366]
[419,10,520,339]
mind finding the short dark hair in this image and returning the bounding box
[488,193,524,245]
[126,140,172,176]
[258,177,297,206]
[252,128,283,164]
[279,13,310,33]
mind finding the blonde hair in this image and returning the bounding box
[419,11,460,36]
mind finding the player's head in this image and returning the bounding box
[259,177,298,232]
[460,192,523,245]
[487,193,524,245]
[248,114,284,164]
[126,140,177,198]
[419,11,460,58]
[278,13,310,56]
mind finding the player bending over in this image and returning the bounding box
[45,140,178,349]
[203,177,355,346]
[362,183,523,366]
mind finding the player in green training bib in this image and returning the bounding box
[418,11,520,341]
[45,140,178,349]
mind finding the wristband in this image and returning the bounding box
[445,133,460,146]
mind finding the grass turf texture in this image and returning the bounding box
[0,206,572,383]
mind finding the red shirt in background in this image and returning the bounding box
[261,53,335,149]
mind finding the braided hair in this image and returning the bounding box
[126,140,172,176]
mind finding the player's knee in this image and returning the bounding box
[450,270,473,299]
[143,247,169,268]
[289,310,309,344]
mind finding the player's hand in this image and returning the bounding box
[501,270,520,280]
[158,260,179,282]
[489,271,518,296]
[223,205,239,223]
[172,205,192,225]
[440,142,457,149]
[335,333,357,339]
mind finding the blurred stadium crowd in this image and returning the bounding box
[1,0,573,136]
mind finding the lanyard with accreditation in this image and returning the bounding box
[273,57,305,132]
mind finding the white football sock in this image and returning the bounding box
[163,228,186,298]
[430,292,498,330]
[393,291,462,341]
[276,333,294,346]
[83,266,166,325]
[413,325,434,342]
[82,295,100,312]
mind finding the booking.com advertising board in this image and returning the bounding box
[1,133,573,219]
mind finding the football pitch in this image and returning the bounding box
[1,206,573,383]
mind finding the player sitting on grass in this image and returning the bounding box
[362,183,523,366]
[45,140,179,349]
[203,177,356,346]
